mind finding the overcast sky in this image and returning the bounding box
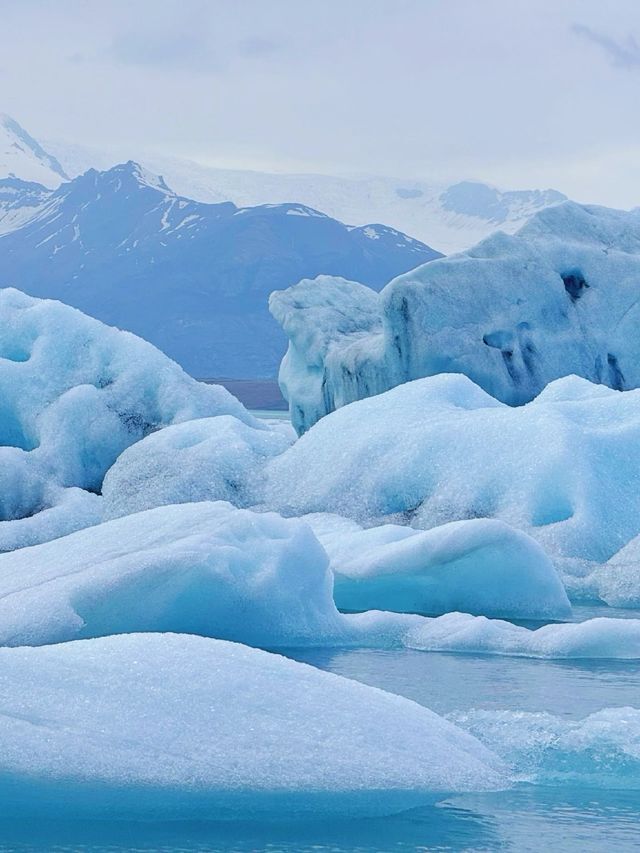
[2,0,640,206]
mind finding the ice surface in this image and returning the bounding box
[265,374,640,581]
[0,501,354,648]
[0,288,251,543]
[405,612,640,659]
[0,633,506,819]
[270,276,387,434]
[452,707,640,789]
[305,513,570,619]
[0,487,102,553]
[589,535,640,607]
[103,415,293,519]
[271,202,640,431]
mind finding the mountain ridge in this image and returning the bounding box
[0,161,440,377]
[42,138,569,254]
[0,115,68,188]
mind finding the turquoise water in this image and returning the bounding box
[249,408,290,420]
[3,613,639,851]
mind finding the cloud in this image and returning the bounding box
[237,36,285,59]
[572,23,640,69]
[109,32,222,73]
[108,30,287,74]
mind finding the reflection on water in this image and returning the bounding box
[0,802,501,852]
[291,646,640,718]
[1,789,639,852]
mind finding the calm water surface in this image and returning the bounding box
[3,629,639,852]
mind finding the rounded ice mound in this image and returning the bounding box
[265,373,640,575]
[0,633,506,819]
[451,707,640,789]
[102,415,294,519]
[0,486,102,552]
[0,501,348,648]
[0,288,254,533]
[405,612,640,659]
[306,513,571,620]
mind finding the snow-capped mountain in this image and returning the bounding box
[0,162,440,378]
[44,138,567,254]
[0,115,68,188]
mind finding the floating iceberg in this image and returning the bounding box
[103,415,293,519]
[305,513,570,620]
[265,374,640,576]
[405,612,640,659]
[271,275,388,434]
[451,707,640,789]
[0,501,351,648]
[0,633,506,819]
[0,288,251,545]
[271,202,640,432]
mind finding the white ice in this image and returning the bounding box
[0,501,351,648]
[265,373,640,589]
[305,512,570,620]
[271,202,640,432]
[0,633,506,819]
[0,288,251,545]
[103,415,293,519]
[405,612,640,659]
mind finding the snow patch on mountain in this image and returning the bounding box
[0,115,68,188]
[0,162,439,378]
[43,138,568,254]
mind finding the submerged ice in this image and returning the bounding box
[451,707,640,789]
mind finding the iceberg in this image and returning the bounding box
[271,276,388,434]
[405,612,640,659]
[271,202,640,432]
[305,513,570,620]
[102,415,293,519]
[451,707,640,789]
[0,501,353,648]
[0,633,506,819]
[265,373,640,577]
[0,288,251,546]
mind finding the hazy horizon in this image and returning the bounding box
[2,0,640,207]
